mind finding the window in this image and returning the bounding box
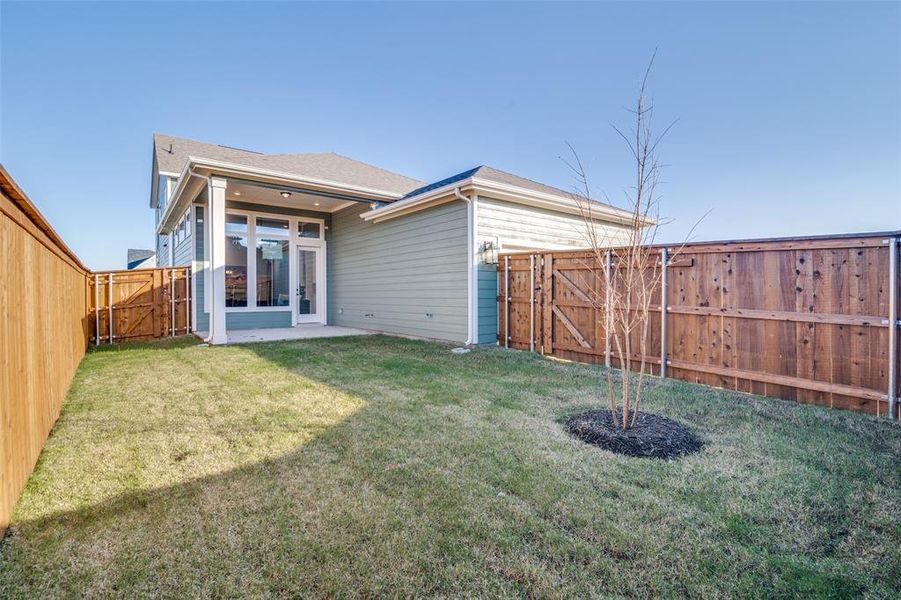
[256,239,290,306]
[256,217,290,236]
[298,221,321,239]
[225,214,248,307]
[157,175,169,210]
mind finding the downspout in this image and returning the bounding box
[454,187,477,345]
[188,169,214,343]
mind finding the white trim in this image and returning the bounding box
[211,206,326,323]
[453,187,475,345]
[471,194,479,343]
[190,203,197,332]
[294,245,326,324]
[208,177,228,345]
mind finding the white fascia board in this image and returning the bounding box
[157,156,405,234]
[360,177,644,226]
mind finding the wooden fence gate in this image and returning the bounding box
[499,232,901,418]
[89,267,192,344]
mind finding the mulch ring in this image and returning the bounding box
[565,409,703,459]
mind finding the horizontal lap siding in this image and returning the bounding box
[477,196,631,251]
[328,202,468,343]
[475,196,631,346]
[173,233,192,266]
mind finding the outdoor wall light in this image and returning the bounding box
[280,191,291,198]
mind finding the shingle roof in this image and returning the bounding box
[152,134,617,213]
[153,133,424,196]
[401,164,595,205]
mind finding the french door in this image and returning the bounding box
[296,246,323,323]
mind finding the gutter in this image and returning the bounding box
[454,187,477,346]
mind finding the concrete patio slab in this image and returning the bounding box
[195,324,372,344]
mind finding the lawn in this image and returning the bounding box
[1,335,899,597]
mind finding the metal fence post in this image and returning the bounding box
[604,250,611,368]
[660,247,669,379]
[888,237,898,420]
[529,254,535,352]
[107,272,113,344]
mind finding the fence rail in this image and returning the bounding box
[89,267,192,344]
[499,232,901,418]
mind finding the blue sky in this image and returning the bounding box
[2,1,899,270]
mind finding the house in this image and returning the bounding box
[126,249,156,270]
[150,134,636,345]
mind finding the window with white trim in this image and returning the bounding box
[255,217,290,307]
[225,214,248,307]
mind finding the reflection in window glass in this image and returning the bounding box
[256,217,289,236]
[298,221,321,239]
[226,214,247,234]
[225,233,248,307]
[298,249,317,315]
[256,239,290,307]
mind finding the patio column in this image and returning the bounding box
[208,176,228,345]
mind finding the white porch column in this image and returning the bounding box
[208,177,228,345]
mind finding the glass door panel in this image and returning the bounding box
[297,247,319,321]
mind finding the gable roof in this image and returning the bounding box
[152,133,425,198]
[400,165,593,204]
[361,163,635,224]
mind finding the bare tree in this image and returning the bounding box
[564,54,683,430]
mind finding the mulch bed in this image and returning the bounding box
[565,409,703,459]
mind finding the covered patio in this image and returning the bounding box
[157,156,408,345]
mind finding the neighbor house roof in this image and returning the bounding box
[152,133,425,200]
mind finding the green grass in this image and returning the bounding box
[1,335,899,597]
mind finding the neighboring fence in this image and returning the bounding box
[0,167,93,532]
[499,232,901,418]
[89,267,192,344]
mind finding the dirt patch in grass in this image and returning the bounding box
[565,409,704,459]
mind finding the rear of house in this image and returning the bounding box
[150,134,635,345]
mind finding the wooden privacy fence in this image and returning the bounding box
[89,267,192,344]
[1,166,92,532]
[499,232,901,418]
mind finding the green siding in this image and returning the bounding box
[173,234,192,266]
[477,196,632,251]
[328,201,469,343]
[477,264,498,344]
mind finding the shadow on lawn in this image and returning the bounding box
[2,335,896,597]
[2,336,580,595]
